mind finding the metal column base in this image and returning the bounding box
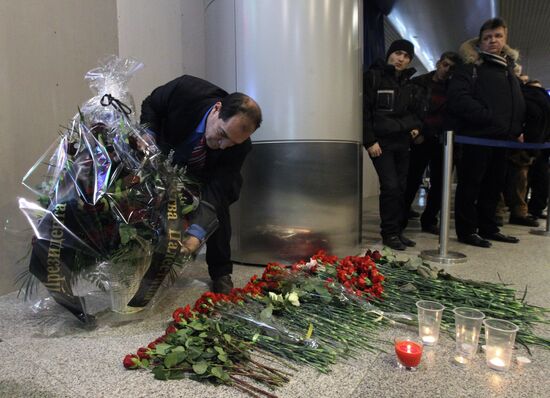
[420,250,467,264]
[529,229,550,236]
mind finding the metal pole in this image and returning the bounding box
[421,130,467,264]
[530,154,550,236]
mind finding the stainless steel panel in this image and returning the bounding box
[231,141,362,264]
[206,0,361,142]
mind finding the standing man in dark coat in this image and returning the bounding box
[525,80,550,219]
[403,51,461,235]
[141,75,262,293]
[364,39,423,251]
[448,18,525,248]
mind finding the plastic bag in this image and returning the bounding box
[17,56,218,325]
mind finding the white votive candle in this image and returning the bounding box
[422,335,436,345]
[488,357,506,370]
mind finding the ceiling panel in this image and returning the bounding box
[500,0,550,86]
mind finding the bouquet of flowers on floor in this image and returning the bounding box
[125,249,550,397]
[123,251,392,398]
[17,56,218,323]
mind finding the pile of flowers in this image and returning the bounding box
[124,249,550,397]
[124,250,391,396]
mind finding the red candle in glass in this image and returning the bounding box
[395,340,423,368]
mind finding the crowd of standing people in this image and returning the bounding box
[363,17,550,251]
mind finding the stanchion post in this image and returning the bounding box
[530,155,550,236]
[421,130,467,264]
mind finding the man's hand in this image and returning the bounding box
[367,142,382,158]
[410,129,420,139]
[180,236,201,256]
[517,133,524,143]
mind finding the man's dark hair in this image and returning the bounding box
[479,17,507,39]
[439,51,461,66]
[220,92,262,129]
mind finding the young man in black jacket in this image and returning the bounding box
[364,39,422,251]
[448,18,525,248]
[141,75,262,293]
[403,51,461,235]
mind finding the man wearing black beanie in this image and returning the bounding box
[386,39,415,62]
[363,39,423,251]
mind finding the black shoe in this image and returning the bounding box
[212,275,234,294]
[509,215,539,227]
[408,210,420,219]
[383,235,406,251]
[399,234,416,247]
[421,224,439,235]
[479,232,520,244]
[529,212,547,220]
[458,233,492,248]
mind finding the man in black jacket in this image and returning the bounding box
[448,18,525,248]
[141,75,262,293]
[364,39,422,251]
[403,51,461,235]
[525,80,550,219]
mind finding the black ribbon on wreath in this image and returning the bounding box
[100,94,132,118]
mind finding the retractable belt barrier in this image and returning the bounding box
[421,131,550,265]
[454,135,550,149]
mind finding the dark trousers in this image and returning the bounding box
[455,145,507,238]
[206,203,233,280]
[371,146,410,238]
[403,137,443,229]
[528,149,550,216]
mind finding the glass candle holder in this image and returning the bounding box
[416,300,445,346]
[394,337,423,370]
[453,307,485,364]
[483,318,519,371]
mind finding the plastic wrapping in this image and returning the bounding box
[17,56,218,324]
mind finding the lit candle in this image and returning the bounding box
[422,335,436,345]
[395,340,423,369]
[489,357,506,370]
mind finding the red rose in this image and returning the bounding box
[123,354,140,369]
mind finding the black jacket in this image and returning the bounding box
[141,75,251,216]
[522,84,550,143]
[447,39,525,138]
[411,71,450,139]
[363,59,423,149]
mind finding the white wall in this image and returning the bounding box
[0,0,119,296]
[117,0,206,116]
[0,0,206,296]
[363,153,380,198]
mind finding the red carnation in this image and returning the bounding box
[165,325,178,335]
[136,347,150,360]
[172,307,185,322]
[123,354,141,369]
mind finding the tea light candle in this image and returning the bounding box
[422,335,436,345]
[395,340,423,368]
[488,357,506,370]
[420,326,437,345]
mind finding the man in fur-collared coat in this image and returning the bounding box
[448,17,525,248]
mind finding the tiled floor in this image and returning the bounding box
[0,197,549,397]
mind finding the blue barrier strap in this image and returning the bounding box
[454,135,550,149]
